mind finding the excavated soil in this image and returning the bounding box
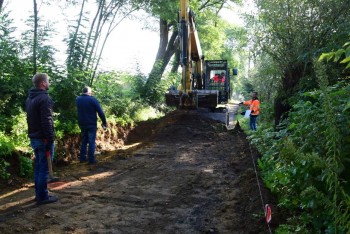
[0,110,279,233]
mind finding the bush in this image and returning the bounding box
[0,131,15,157]
[249,65,350,232]
[19,155,33,178]
[134,106,162,122]
[0,131,15,180]
[10,110,30,149]
[0,158,10,180]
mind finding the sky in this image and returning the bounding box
[6,1,160,74]
[5,1,246,75]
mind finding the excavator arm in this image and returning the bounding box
[178,0,204,107]
[165,0,222,109]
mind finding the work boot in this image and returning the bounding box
[79,159,87,163]
[36,195,58,205]
[88,160,98,165]
[47,177,59,183]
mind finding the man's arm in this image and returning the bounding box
[94,98,107,127]
[40,97,54,142]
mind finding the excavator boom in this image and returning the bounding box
[165,0,236,109]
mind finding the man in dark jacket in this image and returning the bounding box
[76,86,107,164]
[26,73,58,205]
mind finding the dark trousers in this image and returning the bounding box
[30,139,53,201]
[250,115,258,130]
[79,125,97,163]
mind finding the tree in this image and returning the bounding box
[23,5,59,74]
[0,5,33,120]
[53,0,146,120]
[66,0,145,85]
[249,0,350,125]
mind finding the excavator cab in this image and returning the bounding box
[204,60,231,104]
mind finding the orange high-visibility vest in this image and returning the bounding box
[244,99,260,115]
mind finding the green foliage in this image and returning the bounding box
[0,131,14,180]
[19,156,33,178]
[314,61,349,232]
[5,112,33,179]
[51,71,90,122]
[10,111,30,149]
[91,69,167,124]
[0,131,15,157]
[198,14,227,60]
[0,158,10,180]
[134,106,162,122]
[251,61,350,232]
[319,40,350,70]
[144,0,178,21]
[248,54,281,103]
[54,117,81,138]
[0,10,32,118]
[142,60,169,107]
[105,115,130,128]
[247,0,350,125]
[22,17,60,72]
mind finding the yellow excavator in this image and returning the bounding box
[165,0,237,110]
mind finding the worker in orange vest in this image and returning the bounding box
[239,91,260,130]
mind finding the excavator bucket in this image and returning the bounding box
[165,90,218,110]
[196,90,218,109]
[165,91,197,109]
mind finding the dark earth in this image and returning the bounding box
[0,109,280,233]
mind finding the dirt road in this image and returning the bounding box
[0,110,277,233]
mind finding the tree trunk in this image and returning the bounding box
[67,0,86,69]
[33,0,38,75]
[143,19,179,103]
[90,4,138,85]
[156,19,169,59]
[171,50,180,73]
[86,14,104,72]
[274,64,303,126]
[83,0,105,70]
[0,0,4,12]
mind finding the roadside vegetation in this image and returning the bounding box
[237,1,350,232]
[0,0,349,233]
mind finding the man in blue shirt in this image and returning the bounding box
[76,86,107,164]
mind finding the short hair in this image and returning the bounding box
[82,86,92,94]
[252,91,258,100]
[32,73,49,88]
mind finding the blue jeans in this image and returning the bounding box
[30,139,54,201]
[79,125,97,163]
[250,115,258,130]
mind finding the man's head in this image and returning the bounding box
[82,86,92,96]
[32,73,50,90]
[252,91,258,99]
